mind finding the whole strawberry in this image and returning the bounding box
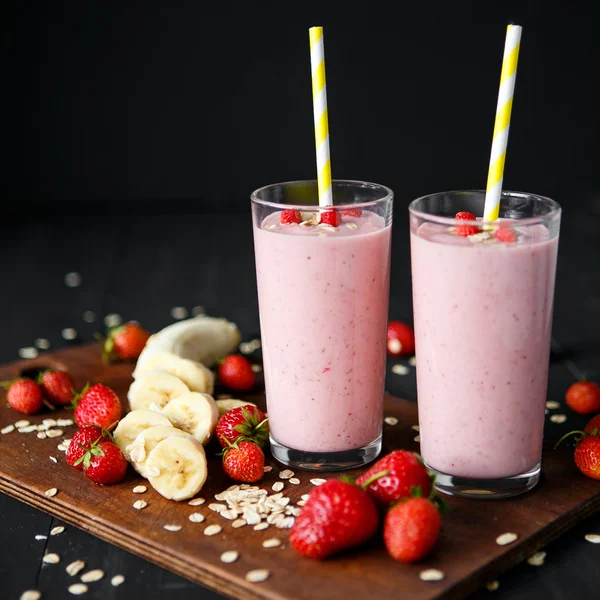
[78,439,127,485]
[556,429,600,480]
[565,381,600,415]
[319,209,341,227]
[222,440,265,483]
[66,426,111,470]
[383,496,442,563]
[38,370,75,405]
[386,321,415,358]
[584,414,600,435]
[356,450,432,505]
[289,479,379,559]
[74,383,122,429]
[102,322,151,362]
[218,354,255,392]
[2,379,43,414]
[216,406,268,448]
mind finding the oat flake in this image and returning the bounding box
[254,522,269,531]
[189,513,205,523]
[310,478,326,486]
[231,519,247,528]
[61,328,77,341]
[272,481,284,492]
[391,364,410,376]
[384,417,398,426]
[68,583,88,595]
[66,561,86,576]
[133,500,147,510]
[263,465,272,472]
[82,311,96,323]
[527,551,547,566]
[419,569,444,582]
[35,535,47,540]
[35,338,50,350]
[15,420,30,428]
[550,414,567,424]
[51,526,65,536]
[279,469,294,480]
[408,356,417,366]
[64,272,82,288]
[171,306,188,320]
[188,497,205,506]
[20,591,41,600]
[412,425,420,431]
[263,538,282,548]
[104,313,122,327]
[81,569,104,583]
[42,553,60,564]
[414,435,421,443]
[585,534,600,543]
[132,485,147,494]
[191,306,206,317]
[111,575,125,587]
[289,478,300,485]
[1,425,14,434]
[486,580,500,591]
[220,551,239,563]
[164,524,182,532]
[44,488,58,498]
[46,429,64,438]
[245,569,270,583]
[204,524,222,536]
[19,425,38,433]
[546,401,561,409]
[38,432,47,440]
[19,347,39,359]
[496,532,518,546]
[49,456,57,463]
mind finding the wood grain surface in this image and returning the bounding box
[0,344,598,600]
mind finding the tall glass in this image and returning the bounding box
[409,190,561,498]
[252,180,393,471]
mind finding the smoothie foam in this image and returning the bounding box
[411,222,558,479]
[254,211,391,453]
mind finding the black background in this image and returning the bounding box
[2,1,599,599]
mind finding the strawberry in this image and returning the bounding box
[342,208,363,217]
[102,322,151,362]
[1,379,43,414]
[222,440,265,483]
[216,405,268,448]
[565,381,600,414]
[356,450,432,505]
[38,370,75,405]
[281,210,302,224]
[319,209,341,227]
[218,355,255,392]
[73,383,122,429]
[556,428,600,481]
[584,414,600,435]
[66,425,111,470]
[289,479,379,559]
[454,211,480,237]
[495,228,518,243]
[386,321,415,357]
[383,495,442,563]
[78,439,127,485]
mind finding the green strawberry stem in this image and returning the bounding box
[68,382,90,410]
[554,430,587,450]
[74,438,105,469]
[0,378,19,390]
[358,470,390,489]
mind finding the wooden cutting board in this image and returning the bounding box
[0,344,599,600]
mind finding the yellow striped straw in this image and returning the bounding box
[483,24,522,221]
[309,26,333,207]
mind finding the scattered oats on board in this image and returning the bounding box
[496,532,518,546]
[209,503,226,513]
[132,485,147,494]
[486,580,500,591]
[232,519,247,529]
[263,538,282,548]
[254,522,269,531]
[171,306,188,320]
[414,435,421,443]
[279,469,294,480]
[46,429,63,439]
[408,356,417,367]
[49,456,58,463]
[19,425,38,433]
[412,425,420,432]
[66,560,86,576]
[111,575,125,587]
[188,497,205,506]
[42,553,60,564]
[251,364,262,373]
[35,535,47,541]
[527,551,546,566]
[19,347,39,359]
[57,418,74,427]
[546,400,560,409]
[61,328,77,341]
[82,311,96,323]
[15,420,30,428]
[104,313,122,328]
[550,414,567,424]
[220,551,239,564]
[289,478,300,485]
[391,364,410,376]
[81,569,104,583]
[68,583,88,595]
[245,569,270,583]
[20,591,41,600]
[301,494,309,501]
[263,465,272,473]
[133,500,147,510]
[51,526,65,536]
[384,416,398,426]
[1,425,15,434]
[419,569,444,582]
[310,478,326,486]
[164,524,182,532]
[585,534,600,544]
[189,513,205,523]
[204,524,222,536]
[44,488,58,498]
[272,481,284,492]
[64,272,82,288]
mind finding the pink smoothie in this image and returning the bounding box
[254,211,391,453]
[410,223,558,479]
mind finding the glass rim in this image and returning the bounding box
[409,189,562,227]
[250,179,394,211]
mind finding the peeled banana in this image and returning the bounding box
[128,370,190,412]
[113,409,172,460]
[160,391,219,446]
[144,436,208,501]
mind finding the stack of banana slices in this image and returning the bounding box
[113,315,257,501]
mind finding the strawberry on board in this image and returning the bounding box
[584,414,600,435]
[101,322,151,363]
[77,439,127,485]
[1,378,44,414]
[216,405,268,448]
[386,321,415,358]
[565,381,600,415]
[556,428,600,481]
[66,425,112,470]
[289,479,379,559]
[73,383,123,430]
[222,440,265,483]
[383,494,442,563]
[38,369,75,406]
[218,354,255,392]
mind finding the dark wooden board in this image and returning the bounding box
[0,344,599,600]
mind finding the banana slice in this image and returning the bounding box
[127,425,192,477]
[133,316,241,375]
[133,352,214,395]
[113,409,172,460]
[144,435,208,501]
[215,398,258,417]
[128,371,190,412]
[161,391,218,446]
